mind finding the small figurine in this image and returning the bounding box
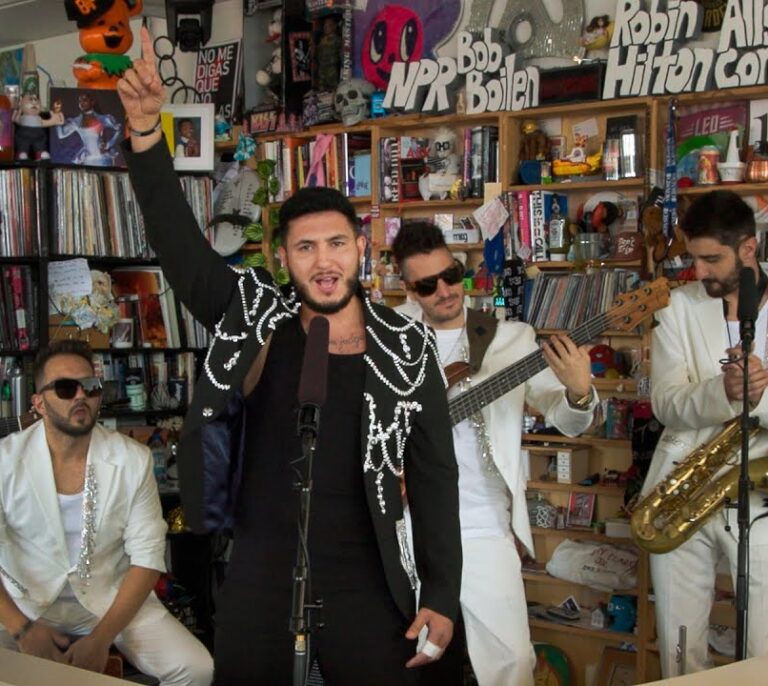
[419,127,460,201]
[13,93,64,160]
[315,14,342,92]
[581,15,614,52]
[519,120,549,161]
[214,113,232,143]
[64,0,144,89]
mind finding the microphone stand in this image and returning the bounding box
[735,314,757,661]
[291,403,323,686]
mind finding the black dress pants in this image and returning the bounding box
[214,585,420,686]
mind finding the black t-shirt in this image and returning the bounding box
[225,317,386,599]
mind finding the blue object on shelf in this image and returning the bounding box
[519,160,542,184]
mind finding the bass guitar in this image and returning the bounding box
[445,277,670,425]
[0,411,39,439]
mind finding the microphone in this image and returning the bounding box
[738,267,758,346]
[297,316,329,436]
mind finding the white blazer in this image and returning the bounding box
[0,422,168,627]
[644,280,768,495]
[398,303,597,556]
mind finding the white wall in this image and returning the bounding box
[22,0,243,109]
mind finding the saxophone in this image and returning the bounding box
[631,419,768,554]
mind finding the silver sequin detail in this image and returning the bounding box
[202,407,213,418]
[77,464,97,584]
[363,394,422,514]
[0,565,27,595]
[469,411,501,477]
[203,268,299,392]
[396,518,419,590]
[453,345,500,477]
[223,351,241,371]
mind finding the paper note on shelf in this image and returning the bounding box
[473,197,508,241]
[48,259,92,314]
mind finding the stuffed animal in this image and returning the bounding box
[12,93,64,160]
[641,187,687,264]
[64,0,144,89]
[255,9,282,104]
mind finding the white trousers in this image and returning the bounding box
[460,536,536,686]
[651,505,768,677]
[0,596,213,686]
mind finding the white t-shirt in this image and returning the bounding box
[726,301,768,362]
[434,326,512,539]
[57,491,83,599]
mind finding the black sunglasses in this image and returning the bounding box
[38,377,103,400]
[405,260,465,297]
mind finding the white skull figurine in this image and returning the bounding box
[334,78,374,126]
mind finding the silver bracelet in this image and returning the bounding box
[11,618,34,642]
[128,118,162,137]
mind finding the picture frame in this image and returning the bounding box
[595,646,636,686]
[49,87,126,168]
[111,318,134,349]
[160,103,215,172]
[566,491,596,528]
[289,31,312,83]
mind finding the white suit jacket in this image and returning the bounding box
[643,280,768,495]
[397,303,597,556]
[0,422,167,627]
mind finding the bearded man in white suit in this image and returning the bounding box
[0,340,212,685]
[644,190,768,676]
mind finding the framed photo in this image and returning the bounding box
[289,32,312,82]
[111,318,134,348]
[566,491,596,528]
[160,103,215,172]
[596,647,636,686]
[49,87,126,168]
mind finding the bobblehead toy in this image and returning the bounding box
[13,92,64,160]
[64,0,144,89]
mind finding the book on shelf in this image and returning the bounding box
[0,264,37,351]
[0,168,37,257]
[351,152,372,197]
[110,267,181,349]
[523,270,640,330]
[50,168,212,258]
[469,126,484,198]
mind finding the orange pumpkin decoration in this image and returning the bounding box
[65,0,144,89]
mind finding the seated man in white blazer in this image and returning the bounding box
[0,340,212,686]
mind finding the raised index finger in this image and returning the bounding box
[140,26,157,64]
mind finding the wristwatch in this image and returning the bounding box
[567,387,594,409]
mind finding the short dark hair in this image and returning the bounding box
[391,221,449,277]
[276,187,359,245]
[681,190,755,250]
[34,340,94,390]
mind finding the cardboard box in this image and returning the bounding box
[605,517,633,538]
[49,315,110,348]
[555,447,590,484]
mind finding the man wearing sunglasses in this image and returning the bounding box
[115,29,461,686]
[0,340,213,685]
[393,223,597,686]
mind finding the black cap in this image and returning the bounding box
[64,0,140,28]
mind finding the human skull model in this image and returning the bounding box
[334,78,374,126]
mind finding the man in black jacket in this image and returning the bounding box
[116,29,461,686]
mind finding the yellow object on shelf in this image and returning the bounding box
[552,150,603,177]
